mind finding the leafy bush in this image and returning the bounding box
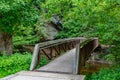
[0,53,49,78]
[86,67,120,80]
[13,26,40,46]
[0,53,31,78]
[0,0,39,34]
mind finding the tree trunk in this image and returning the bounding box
[0,32,13,55]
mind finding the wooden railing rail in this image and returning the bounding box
[33,38,85,49]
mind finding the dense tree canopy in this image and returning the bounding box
[0,0,39,33]
[41,0,120,43]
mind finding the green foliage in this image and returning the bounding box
[46,1,117,37]
[0,53,49,78]
[40,0,120,43]
[0,0,39,34]
[105,54,115,62]
[86,67,120,80]
[13,26,40,46]
[0,53,31,78]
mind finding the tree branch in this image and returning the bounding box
[0,13,2,18]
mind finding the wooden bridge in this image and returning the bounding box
[2,37,98,80]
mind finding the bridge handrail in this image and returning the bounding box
[35,37,86,49]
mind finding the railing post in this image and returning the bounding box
[73,42,80,74]
[30,44,40,70]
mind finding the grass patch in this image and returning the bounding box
[0,53,49,78]
[85,66,120,80]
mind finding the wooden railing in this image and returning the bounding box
[30,37,98,74]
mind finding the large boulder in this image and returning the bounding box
[44,23,59,40]
[44,15,63,40]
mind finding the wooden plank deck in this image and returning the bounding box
[37,48,76,74]
[1,71,85,80]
